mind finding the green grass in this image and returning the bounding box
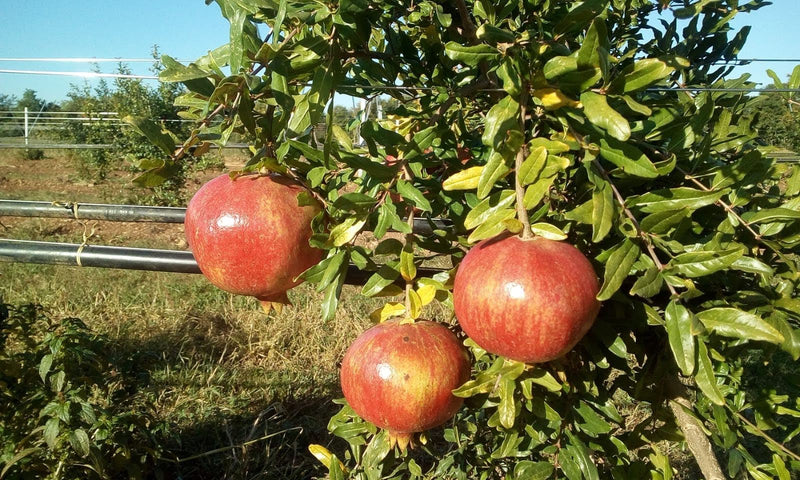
[0,256,386,478]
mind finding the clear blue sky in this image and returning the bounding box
[0,1,796,104]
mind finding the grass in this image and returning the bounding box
[0,150,385,478]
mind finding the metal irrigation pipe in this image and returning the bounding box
[0,200,453,235]
[0,239,447,284]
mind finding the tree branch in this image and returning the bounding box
[666,377,726,480]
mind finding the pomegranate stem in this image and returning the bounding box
[515,86,533,240]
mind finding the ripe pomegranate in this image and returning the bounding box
[340,319,471,449]
[184,173,322,311]
[453,233,600,363]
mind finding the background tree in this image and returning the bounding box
[132,0,800,478]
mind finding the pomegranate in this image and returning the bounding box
[340,319,471,449]
[184,173,322,311]
[453,233,600,363]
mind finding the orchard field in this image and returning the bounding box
[0,148,386,478]
[3,1,800,479]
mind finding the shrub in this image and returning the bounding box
[0,303,167,479]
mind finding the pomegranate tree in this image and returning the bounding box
[453,233,600,363]
[340,319,471,449]
[184,173,322,311]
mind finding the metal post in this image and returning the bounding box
[24,107,29,146]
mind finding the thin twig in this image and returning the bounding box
[729,406,800,463]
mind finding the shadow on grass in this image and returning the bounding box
[105,312,343,480]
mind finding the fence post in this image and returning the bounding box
[24,107,29,146]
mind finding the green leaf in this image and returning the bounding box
[629,266,663,298]
[597,239,640,301]
[44,417,60,449]
[581,92,631,141]
[695,341,724,405]
[498,377,516,429]
[576,401,612,436]
[159,55,212,82]
[361,264,400,297]
[665,300,696,376]
[518,146,548,186]
[333,193,376,213]
[564,431,600,480]
[514,461,555,480]
[329,216,367,247]
[669,247,744,278]
[630,187,726,213]
[478,152,511,199]
[639,209,689,234]
[39,354,53,383]
[598,138,659,178]
[742,208,800,224]
[69,429,91,457]
[482,96,520,149]
[591,177,614,242]
[444,42,500,66]
[616,58,675,93]
[468,208,517,243]
[577,18,608,69]
[464,190,515,230]
[316,250,348,293]
[123,116,176,155]
[396,180,432,212]
[696,308,785,344]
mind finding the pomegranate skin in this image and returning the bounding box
[453,234,600,363]
[184,173,322,305]
[340,320,471,438]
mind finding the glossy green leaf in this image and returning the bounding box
[582,92,631,141]
[576,401,612,436]
[498,377,516,429]
[518,146,548,186]
[695,341,724,405]
[396,180,433,212]
[639,209,690,233]
[123,116,176,155]
[670,247,744,278]
[400,243,416,282]
[468,208,517,243]
[629,266,663,298]
[631,187,726,213]
[69,429,90,457]
[478,152,511,199]
[482,96,520,149]
[465,190,515,229]
[616,58,675,93]
[696,308,785,344]
[514,461,555,480]
[665,300,696,376]
[444,42,500,66]
[591,176,614,242]
[597,239,640,301]
[599,138,659,178]
[361,264,400,298]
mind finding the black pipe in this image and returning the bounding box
[0,200,452,234]
[0,239,447,285]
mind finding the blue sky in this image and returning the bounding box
[0,1,796,103]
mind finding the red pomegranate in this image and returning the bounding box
[453,233,600,363]
[184,173,322,311]
[340,319,471,449]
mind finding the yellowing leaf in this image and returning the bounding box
[416,284,437,306]
[407,289,422,320]
[369,302,406,323]
[308,444,347,471]
[443,166,484,191]
[533,88,580,110]
[531,222,568,240]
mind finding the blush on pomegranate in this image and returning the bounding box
[340,319,471,449]
[184,173,322,311]
[453,233,600,363]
